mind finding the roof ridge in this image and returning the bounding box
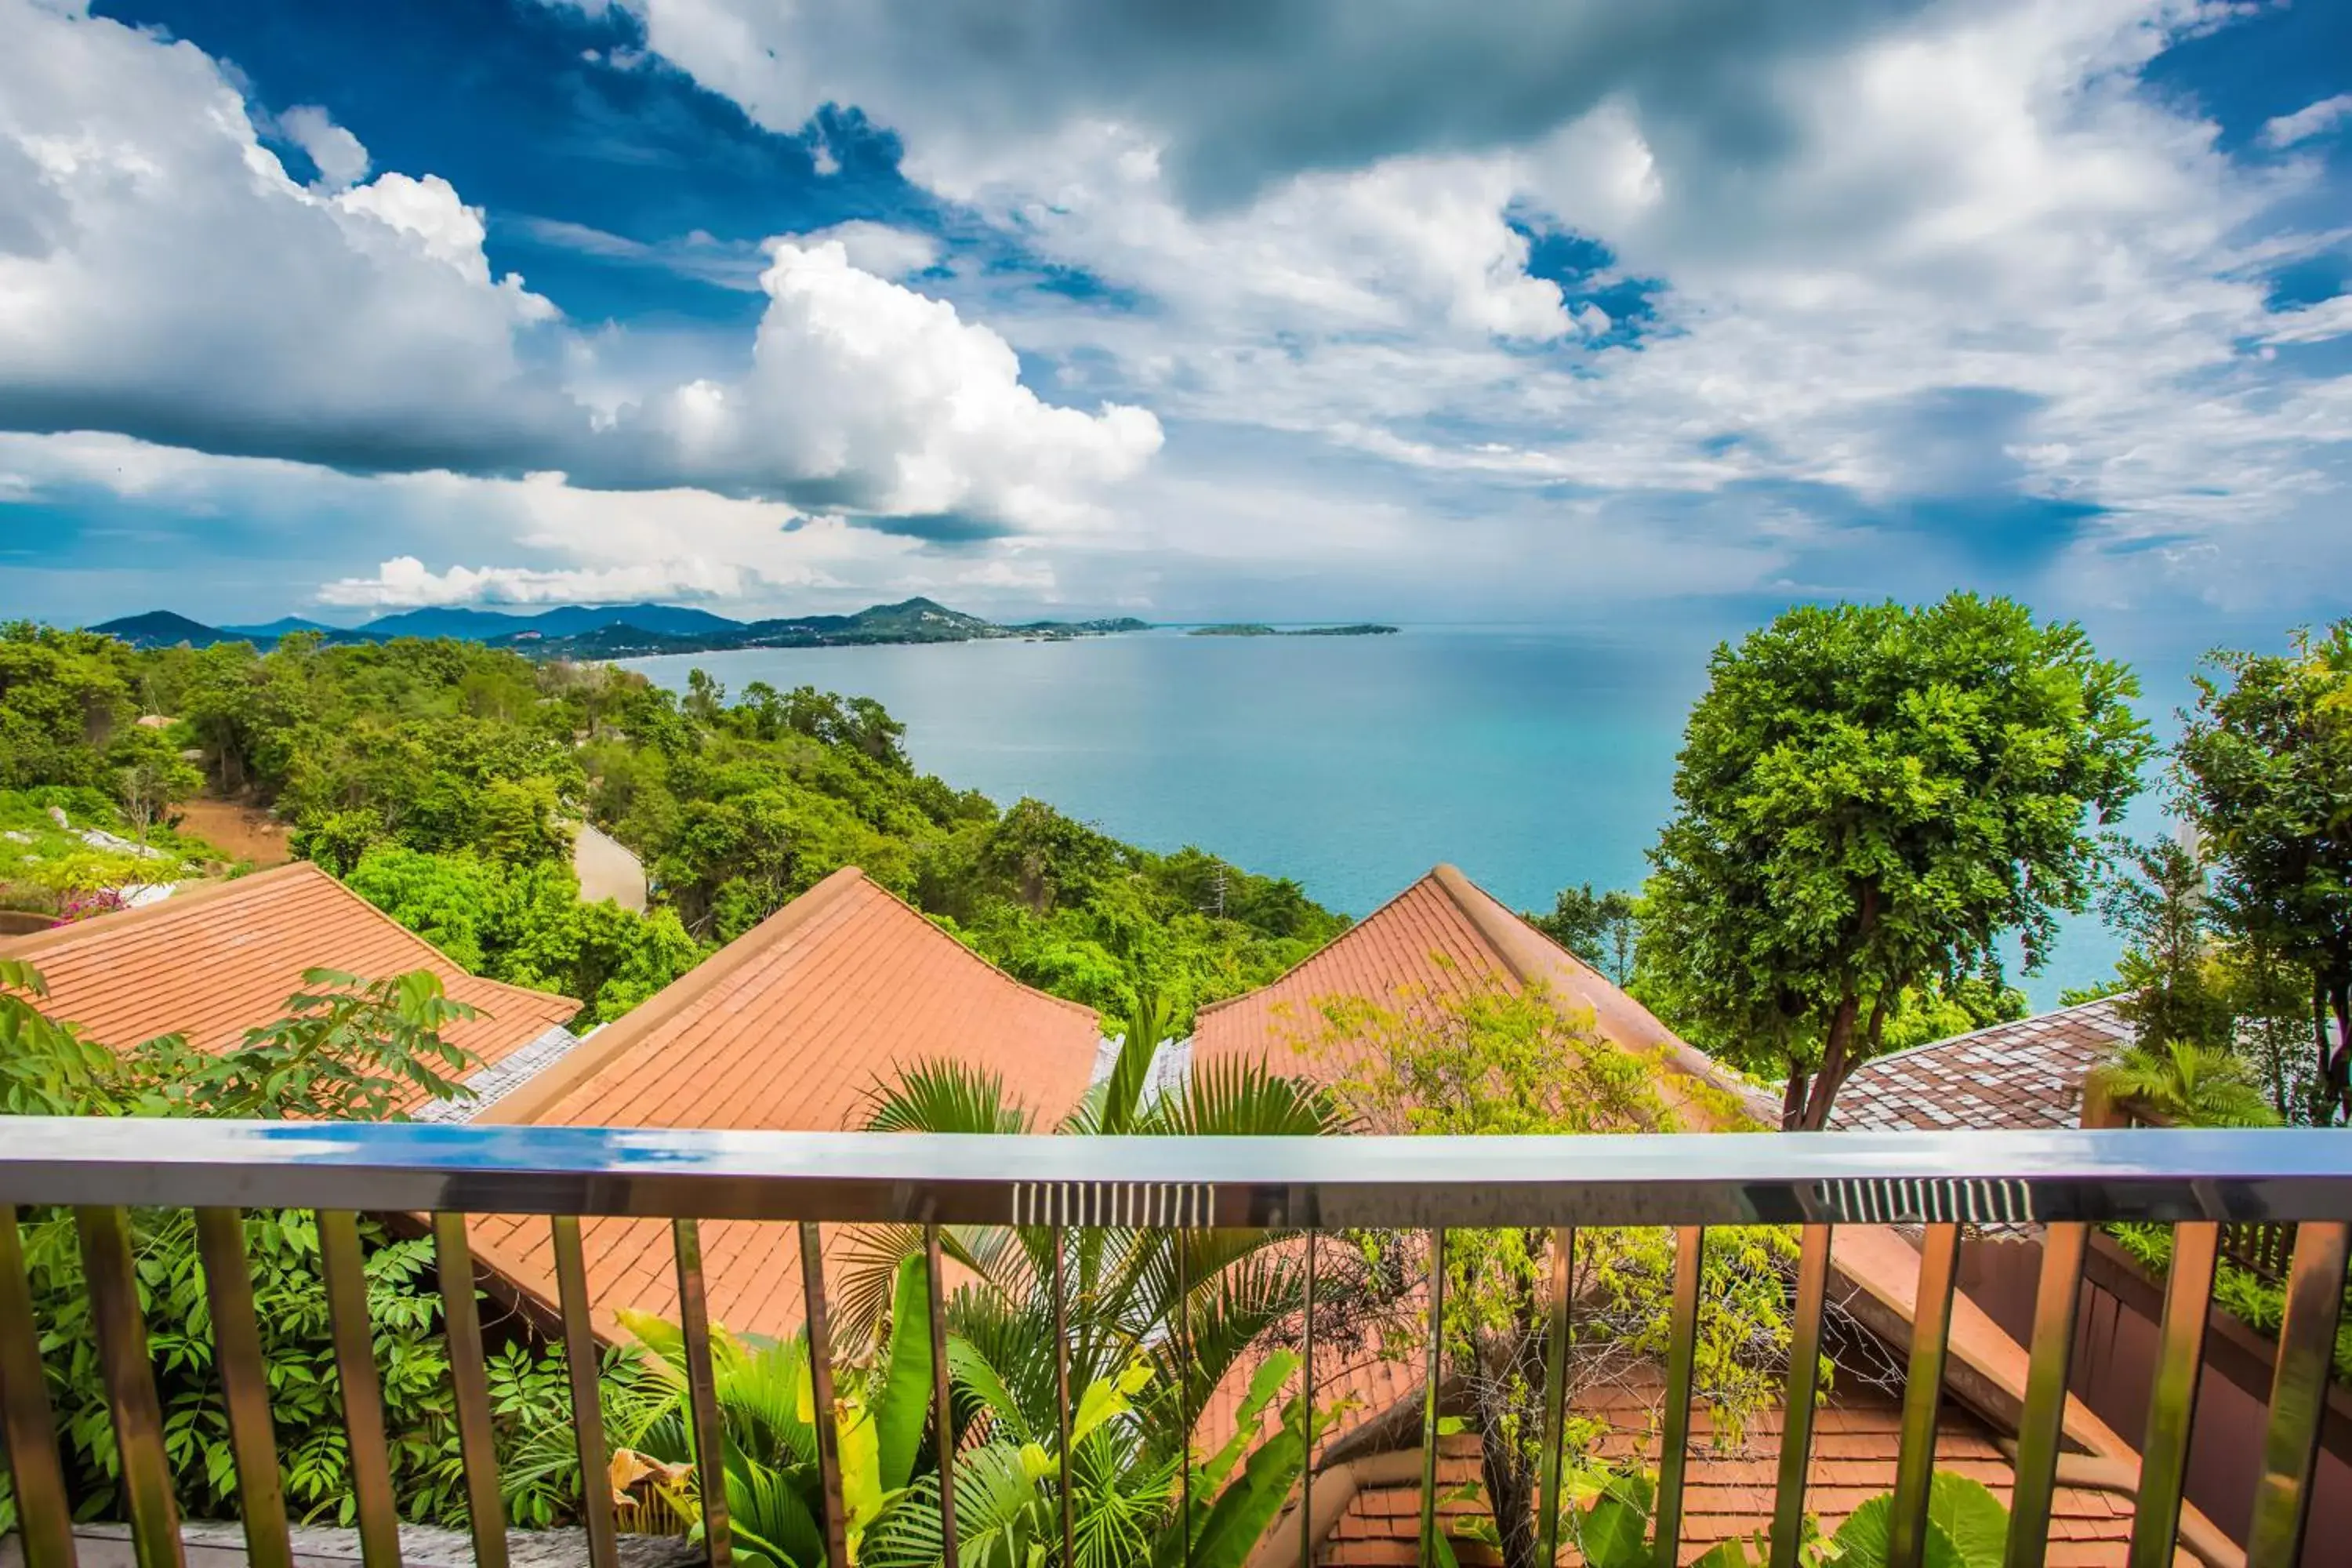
[851,873,1102,1022]
[0,860,317,957]
[1193,867,1455,1019]
[477,863,871,1125]
[1842,996,2129,1078]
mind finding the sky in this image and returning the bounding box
[0,0,2348,646]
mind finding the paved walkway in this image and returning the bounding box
[572,821,647,911]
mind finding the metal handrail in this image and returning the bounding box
[2,1119,2349,1568]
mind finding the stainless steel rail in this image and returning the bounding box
[2,1119,2348,1568]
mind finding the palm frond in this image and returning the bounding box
[1151,1053,1351,1138]
[864,1058,1035,1135]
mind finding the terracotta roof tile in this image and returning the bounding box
[464,866,1104,1341]
[1192,865,1773,1129]
[0,861,579,1077]
[1312,1370,2166,1566]
[1828,1001,2134,1134]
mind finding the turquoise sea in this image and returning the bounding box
[626,622,2177,1008]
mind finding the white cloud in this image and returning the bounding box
[318,554,751,607]
[2261,93,2352,149]
[275,103,369,191]
[609,240,1162,527]
[793,221,941,278]
[0,0,1164,535]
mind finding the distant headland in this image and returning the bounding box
[1186,622,1400,637]
[70,600,1396,659]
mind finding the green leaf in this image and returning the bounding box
[1831,1494,1966,1568]
[1926,1472,2009,1568]
[1575,1496,1650,1568]
[1186,1425,1304,1568]
[873,1253,935,1494]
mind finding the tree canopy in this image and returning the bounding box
[1637,594,2151,1129]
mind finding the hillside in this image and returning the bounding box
[88,610,234,648]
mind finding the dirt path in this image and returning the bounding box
[175,797,293,868]
[573,821,647,911]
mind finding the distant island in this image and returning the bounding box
[1188,622,1400,637]
[81,600,1155,659]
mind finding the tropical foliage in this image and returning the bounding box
[2172,619,2352,1123]
[1290,973,1796,1568]
[0,960,587,1539]
[1637,593,2151,1129]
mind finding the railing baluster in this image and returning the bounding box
[193,1209,292,1568]
[1769,1224,1833,1568]
[924,1221,960,1568]
[1536,1225,1574,1568]
[674,1218,733,1568]
[432,1214,508,1568]
[1054,1226,1074,1568]
[2005,1221,2089,1568]
[1417,1228,1446,1568]
[74,1207,183,1568]
[317,1210,401,1568]
[1301,1229,1319,1568]
[1181,1225,1196,1568]
[549,1217,619,1568]
[2245,1220,2350,1566]
[0,1207,77,1568]
[797,1219,849,1568]
[1888,1223,1961,1568]
[1652,1225,1704,1568]
[2128,1221,2217,1568]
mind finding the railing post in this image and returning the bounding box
[674,1218,734,1568]
[2005,1221,2089,1568]
[1889,1224,1961,1568]
[2129,1221,2217,1568]
[0,1207,77,1568]
[924,1221,960,1568]
[1537,1225,1575,1568]
[798,1220,849,1568]
[1652,1225,1704,1568]
[2247,1221,2350,1566]
[1300,1229,1320,1568]
[192,1209,293,1568]
[432,1215,508,1568]
[74,1207,184,1568]
[1054,1226,1074,1568]
[1418,1228,1447,1568]
[1768,1225,1833,1568]
[549,1216,619,1568]
[316,1210,401,1568]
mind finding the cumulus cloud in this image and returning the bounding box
[602,240,1162,527]
[2261,93,2352,149]
[276,103,370,190]
[318,554,751,607]
[0,0,1163,534]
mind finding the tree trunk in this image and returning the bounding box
[1798,994,1860,1131]
[2328,976,2352,1127]
[2314,978,2335,1126]
[1780,1065,1810,1131]
[1475,1331,1541,1568]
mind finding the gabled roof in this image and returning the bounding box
[0,860,579,1070]
[465,866,1104,1339]
[1828,1000,2133,1134]
[1192,863,1773,1129]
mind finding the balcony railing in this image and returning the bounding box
[2,1120,2347,1568]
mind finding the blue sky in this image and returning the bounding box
[1,0,2348,648]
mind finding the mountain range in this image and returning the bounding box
[85,599,1152,656]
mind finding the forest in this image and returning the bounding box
[0,622,1348,1033]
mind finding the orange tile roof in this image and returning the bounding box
[0,861,579,1073]
[465,866,1104,1341]
[1312,1369,2172,1567]
[1829,1001,2134,1134]
[1192,864,1774,1131]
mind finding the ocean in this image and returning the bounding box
[625,622,2151,1008]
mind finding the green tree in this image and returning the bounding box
[110,724,204,843]
[0,623,136,789]
[1298,974,1793,1568]
[1639,595,2150,1129]
[1529,884,1639,985]
[2099,837,2234,1053]
[2173,622,2352,1122]
[2087,1040,2279,1128]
